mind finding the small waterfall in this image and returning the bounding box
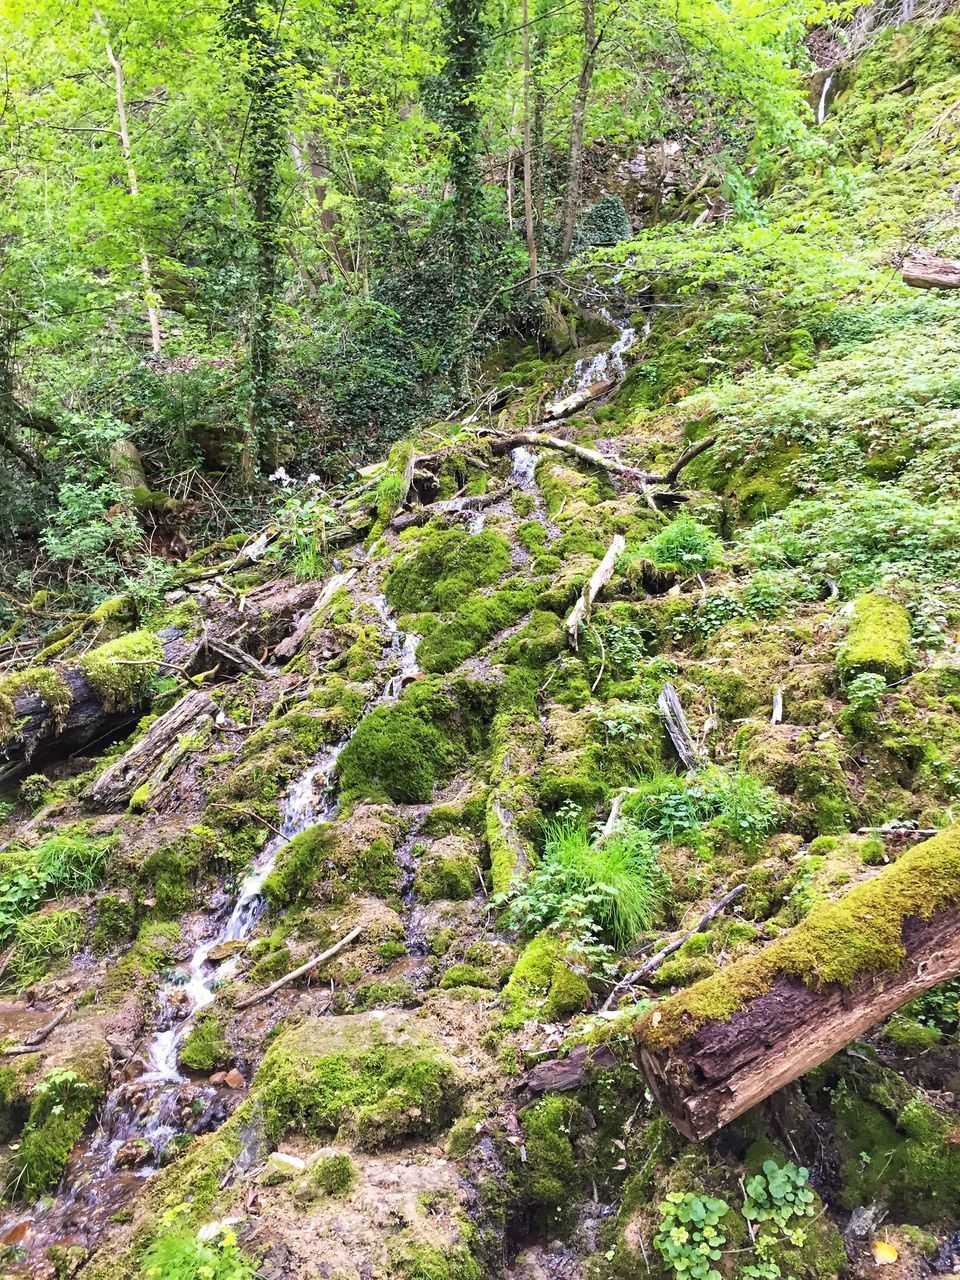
[571,309,637,389]
[817,72,834,125]
[510,446,539,489]
[0,588,422,1262]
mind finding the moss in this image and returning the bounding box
[838,593,913,684]
[311,1151,356,1196]
[178,1011,231,1073]
[106,921,180,1003]
[519,1095,580,1235]
[337,676,494,804]
[486,705,543,896]
[883,1014,942,1051]
[538,704,606,812]
[11,1043,109,1200]
[387,1236,481,1280]
[79,631,164,710]
[417,583,537,674]
[414,837,477,902]
[440,963,496,990]
[637,824,960,1049]
[385,527,511,614]
[0,1058,35,1145]
[262,823,338,909]
[93,893,137,953]
[351,978,418,1010]
[252,1014,461,1151]
[502,933,591,1028]
[0,666,73,740]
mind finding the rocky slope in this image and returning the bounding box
[1,10,960,1280]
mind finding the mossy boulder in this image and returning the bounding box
[838,593,913,684]
[385,527,511,614]
[178,1010,231,1074]
[519,1095,581,1235]
[501,932,591,1028]
[252,1012,462,1150]
[79,631,164,710]
[414,836,478,902]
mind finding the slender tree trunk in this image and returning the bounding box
[93,5,162,355]
[521,0,538,292]
[559,0,596,261]
[532,51,545,261]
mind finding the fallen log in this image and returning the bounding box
[543,379,615,421]
[657,683,702,771]
[526,1041,617,1093]
[487,431,715,487]
[635,826,960,1141]
[273,569,357,661]
[388,483,517,533]
[565,535,625,650]
[82,688,218,808]
[901,251,960,289]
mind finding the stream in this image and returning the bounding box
[0,592,421,1267]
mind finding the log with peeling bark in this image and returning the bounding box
[901,251,960,289]
[657,682,702,771]
[388,484,517,533]
[487,430,716,488]
[543,379,616,420]
[635,826,960,1141]
[565,534,625,649]
[82,688,218,808]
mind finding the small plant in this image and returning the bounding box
[743,1159,815,1240]
[845,672,887,714]
[642,518,723,574]
[142,1207,254,1280]
[32,1068,87,1116]
[653,1190,729,1280]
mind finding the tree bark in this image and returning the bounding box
[559,0,597,261]
[93,6,162,355]
[901,252,960,289]
[635,828,960,1141]
[521,0,539,292]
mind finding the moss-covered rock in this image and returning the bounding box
[414,836,477,902]
[79,631,164,710]
[178,1010,231,1073]
[385,527,511,614]
[501,932,591,1027]
[519,1095,580,1235]
[838,593,913,684]
[252,1012,462,1150]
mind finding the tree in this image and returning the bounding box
[559,0,597,261]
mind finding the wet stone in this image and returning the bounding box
[224,1068,245,1090]
[207,940,247,963]
[113,1139,153,1171]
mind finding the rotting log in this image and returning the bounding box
[565,534,625,649]
[901,251,960,289]
[635,826,960,1141]
[543,379,615,420]
[487,430,715,488]
[82,688,218,808]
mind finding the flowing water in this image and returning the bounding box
[0,591,421,1267]
[571,309,639,388]
[817,72,834,125]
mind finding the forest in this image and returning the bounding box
[0,0,959,1275]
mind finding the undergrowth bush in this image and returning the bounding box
[142,1208,254,1280]
[623,767,778,856]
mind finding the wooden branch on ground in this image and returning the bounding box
[234,925,363,1010]
[205,638,270,678]
[635,828,960,1141]
[601,883,747,1012]
[2,1005,71,1055]
[901,252,960,289]
[82,688,217,808]
[273,570,357,661]
[657,682,702,771]
[487,431,715,488]
[565,534,625,650]
[543,379,615,421]
[526,1041,618,1093]
[388,483,517,533]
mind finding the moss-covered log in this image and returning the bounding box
[635,827,960,1141]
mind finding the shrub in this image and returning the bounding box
[637,517,722,574]
[142,1209,254,1280]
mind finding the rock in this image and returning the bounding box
[114,1138,153,1170]
[260,1152,306,1185]
[206,940,247,963]
[225,1068,245,1090]
[209,1071,227,1086]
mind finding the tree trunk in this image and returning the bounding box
[559,0,597,261]
[93,6,162,355]
[521,0,539,292]
[635,827,960,1141]
[901,251,960,289]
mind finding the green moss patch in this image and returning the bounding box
[79,630,164,710]
[501,932,591,1028]
[838,592,913,684]
[385,527,511,614]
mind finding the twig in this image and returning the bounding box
[2,1005,72,1055]
[600,884,746,1011]
[234,925,363,1010]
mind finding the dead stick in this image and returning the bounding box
[600,884,746,1011]
[234,925,363,1010]
[2,1005,72,1055]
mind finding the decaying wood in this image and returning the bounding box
[234,924,363,1010]
[657,683,702,771]
[565,534,625,650]
[543,379,615,420]
[635,830,960,1141]
[2,1005,71,1056]
[526,1041,617,1093]
[901,251,960,289]
[82,689,218,808]
[273,570,357,661]
[488,430,715,488]
[388,484,516,532]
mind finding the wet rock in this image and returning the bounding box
[207,940,247,963]
[845,1205,889,1238]
[114,1138,153,1170]
[260,1152,306,1184]
[225,1068,245,1090]
[46,1243,88,1278]
[209,1071,227,1086]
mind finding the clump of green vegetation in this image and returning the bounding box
[9,908,85,986]
[262,823,337,908]
[414,837,477,901]
[252,1016,461,1150]
[654,1191,729,1280]
[179,1011,231,1074]
[105,920,181,1002]
[0,828,114,953]
[631,517,722,575]
[623,767,779,856]
[79,630,164,709]
[501,932,591,1027]
[387,1235,481,1280]
[310,1151,356,1196]
[417,582,537,673]
[142,1207,254,1280]
[504,820,668,948]
[385,527,511,613]
[837,593,913,684]
[519,1095,580,1234]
